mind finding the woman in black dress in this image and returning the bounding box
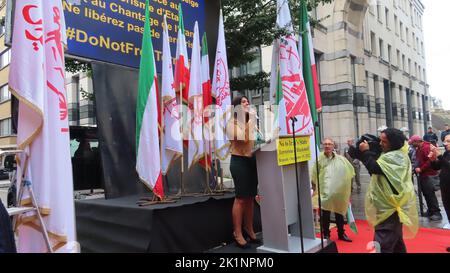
[226,96,260,248]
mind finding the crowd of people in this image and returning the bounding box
[227,97,450,253]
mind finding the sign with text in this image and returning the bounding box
[276,136,311,166]
[63,0,205,70]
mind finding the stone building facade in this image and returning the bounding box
[256,0,430,147]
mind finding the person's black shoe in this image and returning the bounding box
[233,233,251,249]
[338,234,353,242]
[243,229,262,244]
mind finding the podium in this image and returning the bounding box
[255,140,322,253]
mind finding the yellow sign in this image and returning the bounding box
[277,136,311,166]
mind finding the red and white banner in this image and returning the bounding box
[9,0,77,252]
[275,0,314,136]
[187,22,205,169]
[212,11,231,160]
[161,16,182,174]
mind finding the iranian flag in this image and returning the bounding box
[187,22,205,169]
[174,4,190,104]
[161,15,182,175]
[9,0,77,252]
[275,0,314,136]
[212,11,231,160]
[136,0,164,199]
[199,32,212,170]
[300,0,322,143]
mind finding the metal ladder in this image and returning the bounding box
[2,150,53,253]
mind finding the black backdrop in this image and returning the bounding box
[93,62,218,199]
[92,62,145,199]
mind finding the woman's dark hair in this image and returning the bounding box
[232,95,248,107]
[381,128,407,151]
[232,95,249,120]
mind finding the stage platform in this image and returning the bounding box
[75,193,261,253]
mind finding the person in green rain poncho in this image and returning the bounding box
[359,128,418,253]
[311,138,355,242]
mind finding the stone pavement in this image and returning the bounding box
[350,167,449,229]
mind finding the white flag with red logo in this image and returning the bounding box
[187,22,205,169]
[8,0,77,252]
[161,16,182,174]
[275,0,314,136]
[212,11,231,160]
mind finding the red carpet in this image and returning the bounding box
[322,220,450,253]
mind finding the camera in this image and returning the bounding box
[349,134,382,160]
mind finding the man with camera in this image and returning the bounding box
[359,128,418,253]
[409,135,442,221]
[344,138,361,194]
[311,138,355,242]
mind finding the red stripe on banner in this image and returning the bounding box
[61,128,69,133]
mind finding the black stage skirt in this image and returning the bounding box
[230,155,258,198]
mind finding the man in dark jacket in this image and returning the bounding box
[359,128,417,253]
[423,127,438,146]
[409,135,442,221]
[430,134,450,229]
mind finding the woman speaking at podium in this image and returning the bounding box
[226,95,260,249]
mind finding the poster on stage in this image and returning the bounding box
[276,136,311,166]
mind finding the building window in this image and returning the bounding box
[408,58,411,74]
[421,42,424,55]
[394,15,399,35]
[400,22,404,41]
[396,49,401,67]
[406,27,409,46]
[370,32,377,55]
[0,118,11,137]
[377,4,382,22]
[385,8,390,29]
[0,85,10,103]
[0,49,11,69]
[379,39,384,59]
[387,44,392,63]
[0,25,5,36]
[402,54,406,71]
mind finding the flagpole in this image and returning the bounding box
[160,90,164,201]
[179,82,185,195]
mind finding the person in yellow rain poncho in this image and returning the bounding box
[359,128,419,253]
[311,138,355,242]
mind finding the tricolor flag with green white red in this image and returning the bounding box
[300,0,322,145]
[199,32,212,170]
[136,0,164,199]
